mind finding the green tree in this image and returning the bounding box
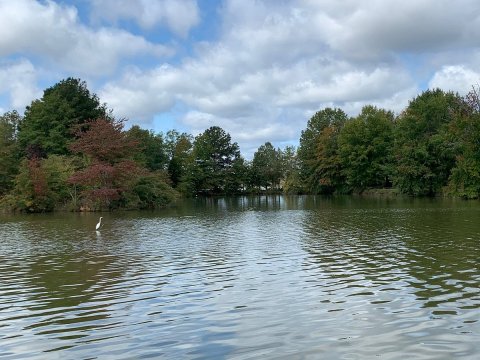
[224,156,248,194]
[126,125,168,171]
[18,78,108,155]
[189,126,241,194]
[5,155,75,212]
[42,155,78,208]
[129,171,178,209]
[165,130,193,188]
[338,105,394,192]
[251,142,283,191]
[311,124,346,194]
[7,157,51,212]
[298,108,349,192]
[447,86,480,198]
[0,110,21,195]
[393,89,462,196]
[281,146,302,194]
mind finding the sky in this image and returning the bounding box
[1,0,480,157]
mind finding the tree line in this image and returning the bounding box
[1,77,480,212]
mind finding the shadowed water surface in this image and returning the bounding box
[0,196,479,359]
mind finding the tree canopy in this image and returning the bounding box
[4,77,480,212]
[393,89,463,195]
[68,118,142,210]
[18,77,108,156]
[298,108,348,193]
[338,105,394,191]
[0,110,21,195]
[188,126,242,194]
[251,142,283,190]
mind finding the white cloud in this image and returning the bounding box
[0,0,173,76]
[3,0,480,156]
[179,109,300,157]
[301,0,480,59]
[89,0,200,37]
[0,59,40,111]
[99,64,180,121]
[429,65,480,94]
[101,0,430,154]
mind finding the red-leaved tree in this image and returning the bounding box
[69,118,143,210]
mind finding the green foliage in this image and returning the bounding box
[189,126,241,194]
[42,155,77,207]
[311,125,346,194]
[224,157,248,194]
[18,78,108,156]
[165,130,193,188]
[5,156,75,212]
[0,110,21,195]
[126,126,168,171]
[338,106,394,192]
[7,76,480,209]
[447,87,480,198]
[297,109,349,194]
[130,171,178,209]
[298,108,348,193]
[251,142,283,190]
[393,89,462,196]
[5,158,47,212]
[281,146,302,194]
[447,155,480,199]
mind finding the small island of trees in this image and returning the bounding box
[1,77,480,212]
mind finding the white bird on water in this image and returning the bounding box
[96,217,103,230]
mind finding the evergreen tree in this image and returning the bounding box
[18,78,108,155]
[189,126,241,194]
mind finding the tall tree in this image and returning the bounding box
[281,146,302,194]
[18,78,108,155]
[165,130,193,188]
[298,108,349,192]
[393,89,463,196]
[338,105,394,192]
[0,110,21,195]
[311,123,346,194]
[224,156,248,194]
[251,142,283,190]
[69,118,141,210]
[189,126,241,194]
[447,85,480,198]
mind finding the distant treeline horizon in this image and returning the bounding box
[1,77,480,212]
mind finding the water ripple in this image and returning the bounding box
[0,197,479,359]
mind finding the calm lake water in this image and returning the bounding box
[0,196,479,359]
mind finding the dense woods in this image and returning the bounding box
[1,77,480,212]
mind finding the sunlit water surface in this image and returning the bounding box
[0,196,479,359]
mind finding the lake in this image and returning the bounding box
[0,196,479,359]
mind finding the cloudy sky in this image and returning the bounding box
[1,0,479,157]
